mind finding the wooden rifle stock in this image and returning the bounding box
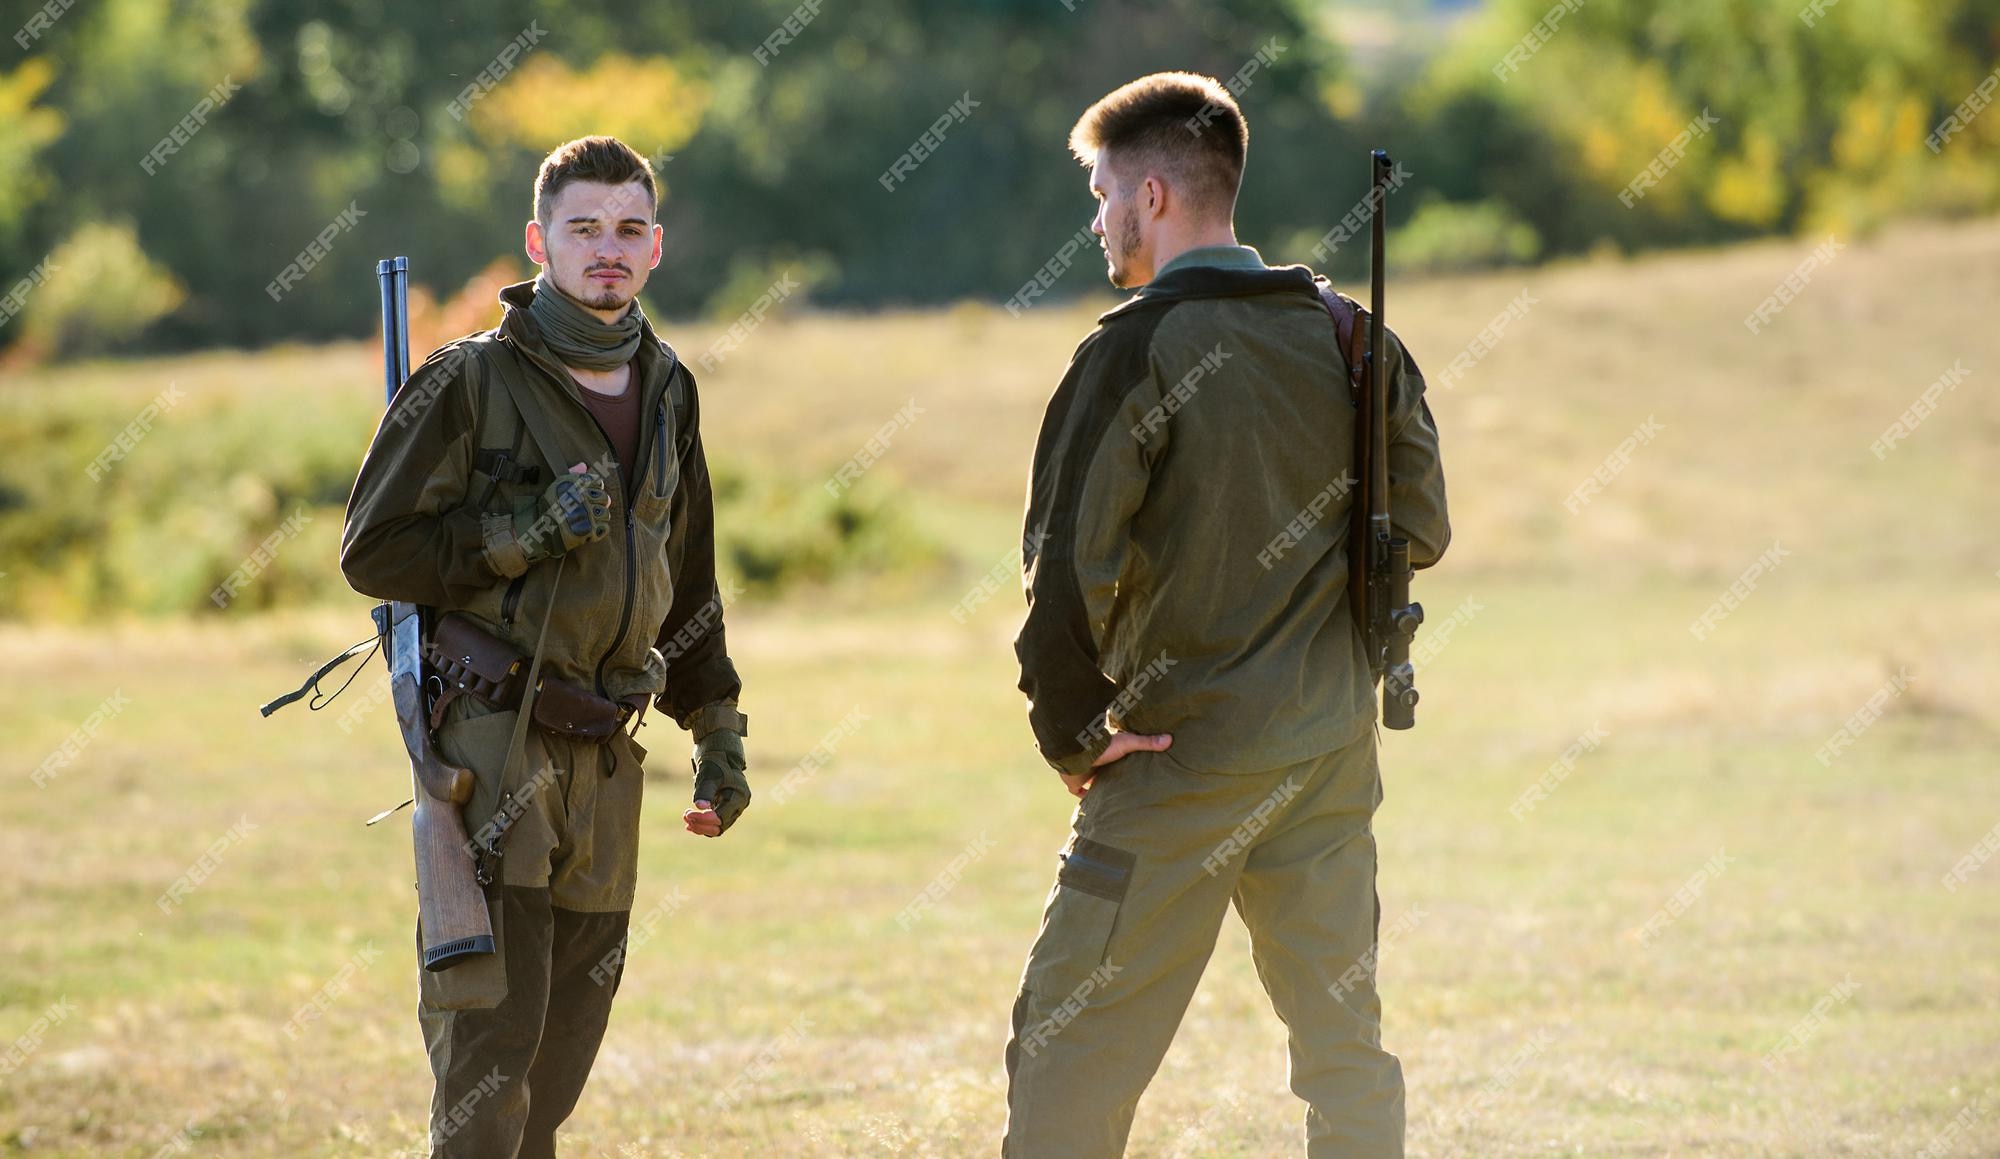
[377,256,496,970]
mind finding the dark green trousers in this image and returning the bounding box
[418,887,629,1158]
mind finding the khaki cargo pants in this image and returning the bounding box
[416,695,651,1159]
[1003,729,1405,1157]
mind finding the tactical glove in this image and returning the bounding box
[517,470,612,564]
[685,703,751,834]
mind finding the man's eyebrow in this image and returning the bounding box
[566,215,650,227]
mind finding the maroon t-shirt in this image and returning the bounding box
[576,362,642,497]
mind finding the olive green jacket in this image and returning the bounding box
[1015,246,1448,776]
[340,279,740,722]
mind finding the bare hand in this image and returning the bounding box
[683,800,722,838]
[1060,730,1172,798]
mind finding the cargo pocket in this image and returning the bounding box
[417,878,508,1011]
[437,702,524,842]
[1020,835,1136,1000]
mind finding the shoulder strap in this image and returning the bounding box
[1313,279,1370,394]
[464,337,578,475]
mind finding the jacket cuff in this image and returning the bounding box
[480,511,529,579]
[679,700,748,740]
[1047,725,1113,777]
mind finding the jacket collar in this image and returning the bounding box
[1098,261,1322,324]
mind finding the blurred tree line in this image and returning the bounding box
[0,0,1994,360]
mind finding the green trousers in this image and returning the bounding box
[1003,730,1405,1157]
[416,697,650,1158]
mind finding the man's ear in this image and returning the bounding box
[1142,174,1167,220]
[649,223,664,270]
[525,219,548,265]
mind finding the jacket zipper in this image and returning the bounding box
[511,333,656,699]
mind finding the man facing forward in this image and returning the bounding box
[341,136,750,1157]
[1004,74,1449,1157]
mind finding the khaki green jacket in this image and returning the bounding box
[340,279,740,721]
[1015,247,1448,775]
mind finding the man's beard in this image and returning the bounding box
[560,267,633,311]
[1106,208,1144,289]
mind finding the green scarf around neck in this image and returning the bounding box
[529,273,644,370]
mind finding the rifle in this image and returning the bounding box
[1347,150,1425,729]
[377,256,496,970]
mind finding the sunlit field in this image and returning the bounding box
[4,218,1998,1156]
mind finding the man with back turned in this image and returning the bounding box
[1004,73,1450,1157]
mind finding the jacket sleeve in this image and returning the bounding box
[1014,329,1162,775]
[339,343,508,606]
[1383,332,1450,569]
[652,368,743,725]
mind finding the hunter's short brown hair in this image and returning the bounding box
[1069,72,1247,217]
[534,136,658,223]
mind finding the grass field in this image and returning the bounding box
[4,219,1999,1156]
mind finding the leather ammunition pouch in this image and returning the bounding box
[425,611,629,742]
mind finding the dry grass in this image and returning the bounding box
[2,218,1998,1156]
